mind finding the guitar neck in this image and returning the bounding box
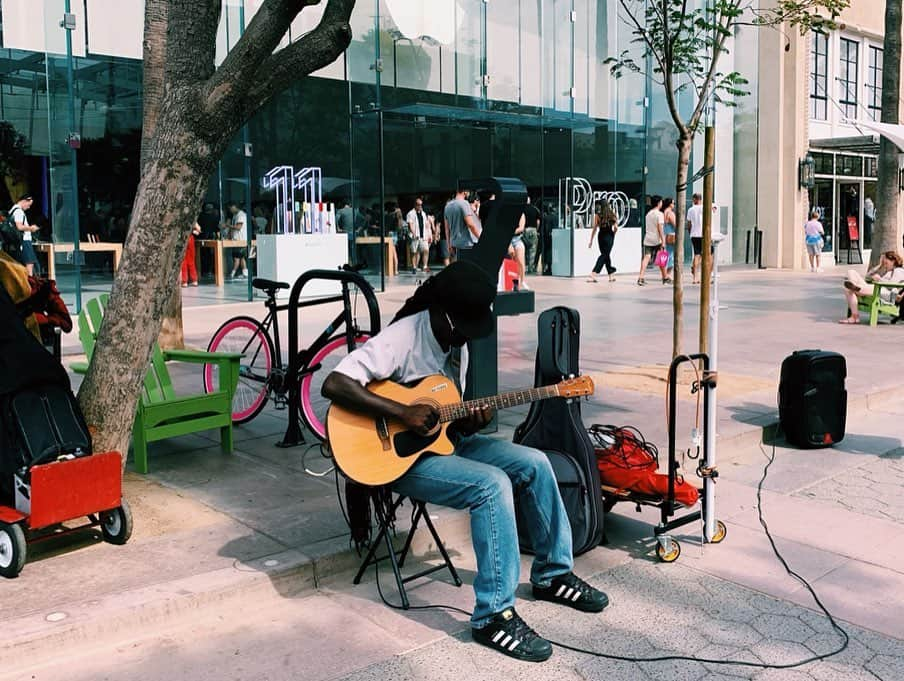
[437,385,560,423]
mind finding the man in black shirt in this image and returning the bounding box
[196,203,220,277]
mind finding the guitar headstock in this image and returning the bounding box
[556,375,595,398]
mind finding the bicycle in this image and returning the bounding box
[203,275,373,441]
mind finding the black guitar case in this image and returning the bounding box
[513,306,604,556]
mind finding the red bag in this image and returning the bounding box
[591,425,699,507]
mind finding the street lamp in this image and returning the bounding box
[798,154,816,189]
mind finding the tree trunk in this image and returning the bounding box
[672,133,693,359]
[874,0,902,266]
[159,286,185,350]
[77,120,216,457]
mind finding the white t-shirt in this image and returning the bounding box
[643,208,664,247]
[334,310,468,393]
[687,204,704,238]
[10,205,30,241]
[230,210,248,241]
[406,209,431,241]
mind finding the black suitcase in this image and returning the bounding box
[1,383,93,478]
[779,349,846,448]
[513,307,604,556]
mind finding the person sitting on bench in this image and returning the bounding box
[839,250,904,324]
[322,261,608,663]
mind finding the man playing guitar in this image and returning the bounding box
[322,261,608,663]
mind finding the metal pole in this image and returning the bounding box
[704,239,719,542]
[62,1,82,311]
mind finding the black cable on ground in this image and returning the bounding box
[369,435,850,671]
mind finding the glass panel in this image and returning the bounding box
[573,0,589,115]
[347,0,379,107]
[455,0,482,99]
[520,0,542,107]
[809,179,833,252]
[864,156,878,177]
[486,0,519,103]
[350,111,385,287]
[838,37,858,120]
[837,154,862,176]
[836,182,859,253]
[809,32,828,121]
[543,0,573,112]
[812,151,834,175]
[732,23,759,263]
[865,45,882,122]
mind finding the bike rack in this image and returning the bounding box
[278,269,381,448]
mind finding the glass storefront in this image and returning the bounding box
[2,0,763,307]
[808,149,878,263]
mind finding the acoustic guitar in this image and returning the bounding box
[327,374,595,486]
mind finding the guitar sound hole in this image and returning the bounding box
[393,429,440,457]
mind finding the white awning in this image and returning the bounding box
[853,120,904,153]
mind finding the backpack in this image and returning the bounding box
[0,286,90,504]
[513,307,605,556]
[0,211,22,260]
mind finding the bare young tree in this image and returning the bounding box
[872,0,901,266]
[608,0,846,358]
[78,0,355,460]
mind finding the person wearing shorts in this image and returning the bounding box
[804,210,825,273]
[637,196,665,286]
[687,193,704,284]
[10,194,37,275]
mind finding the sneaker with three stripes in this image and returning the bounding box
[532,572,609,612]
[471,608,552,662]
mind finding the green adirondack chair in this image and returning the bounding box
[855,281,902,327]
[73,295,241,473]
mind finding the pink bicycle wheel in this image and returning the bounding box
[205,316,274,424]
[299,334,370,440]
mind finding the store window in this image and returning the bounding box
[838,38,858,120]
[812,151,834,175]
[809,32,828,120]
[866,45,882,121]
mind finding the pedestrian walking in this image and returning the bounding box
[523,196,541,274]
[637,196,666,286]
[181,221,201,286]
[688,193,704,284]
[225,202,248,279]
[804,210,825,273]
[662,197,676,283]
[587,202,618,282]
[406,197,432,272]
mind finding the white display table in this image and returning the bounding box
[256,233,348,299]
[551,227,642,277]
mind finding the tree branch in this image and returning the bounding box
[140,0,167,173]
[618,0,668,78]
[202,0,324,118]
[242,0,355,112]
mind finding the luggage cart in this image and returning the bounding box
[600,354,725,563]
[0,451,131,578]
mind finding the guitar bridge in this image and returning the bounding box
[376,417,391,451]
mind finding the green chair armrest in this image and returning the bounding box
[163,349,243,364]
[71,361,89,375]
[870,281,903,289]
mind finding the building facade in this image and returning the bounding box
[0,0,770,306]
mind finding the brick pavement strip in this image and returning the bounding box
[795,449,904,524]
[335,560,904,681]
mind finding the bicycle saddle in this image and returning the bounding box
[252,278,290,292]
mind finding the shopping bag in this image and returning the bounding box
[654,248,669,268]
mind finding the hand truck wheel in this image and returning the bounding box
[655,536,681,563]
[100,499,133,545]
[709,519,727,544]
[0,521,27,578]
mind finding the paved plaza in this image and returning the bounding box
[3,264,904,680]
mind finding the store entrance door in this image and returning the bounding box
[836,181,862,265]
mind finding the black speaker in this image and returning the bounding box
[779,350,846,448]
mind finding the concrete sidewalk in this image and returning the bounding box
[4,264,904,679]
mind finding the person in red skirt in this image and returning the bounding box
[181,222,201,287]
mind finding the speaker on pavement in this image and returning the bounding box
[778,349,847,448]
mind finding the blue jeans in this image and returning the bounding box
[392,434,574,628]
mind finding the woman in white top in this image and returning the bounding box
[839,250,904,324]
